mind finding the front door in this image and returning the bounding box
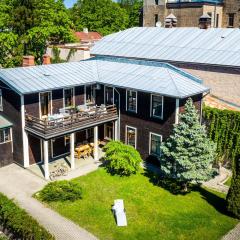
[105,122,113,140]
[40,92,51,118]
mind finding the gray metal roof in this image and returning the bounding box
[91,27,240,68]
[0,57,209,98]
[0,115,13,129]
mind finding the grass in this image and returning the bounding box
[41,168,239,240]
[224,177,232,187]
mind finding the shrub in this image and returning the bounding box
[37,180,83,202]
[103,141,142,176]
[227,158,240,219]
[0,193,54,240]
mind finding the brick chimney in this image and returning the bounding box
[22,56,35,67]
[43,54,51,65]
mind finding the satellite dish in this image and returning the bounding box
[156,21,162,27]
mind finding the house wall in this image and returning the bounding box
[0,142,13,167]
[118,88,202,160]
[0,81,23,166]
[28,134,42,165]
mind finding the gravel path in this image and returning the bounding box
[202,167,231,194]
[0,164,99,240]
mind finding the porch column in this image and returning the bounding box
[175,98,180,124]
[70,133,75,170]
[43,140,49,180]
[114,120,118,140]
[94,126,99,161]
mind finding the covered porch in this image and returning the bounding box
[27,120,119,180]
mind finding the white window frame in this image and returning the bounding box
[39,91,52,119]
[126,89,137,113]
[104,85,114,106]
[149,132,162,157]
[63,87,75,108]
[0,89,3,111]
[0,127,12,144]
[125,125,137,149]
[150,94,164,120]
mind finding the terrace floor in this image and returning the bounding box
[29,148,104,180]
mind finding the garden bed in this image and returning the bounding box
[37,168,239,240]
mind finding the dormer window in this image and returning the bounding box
[151,94,163,119]
[126,90,137,113]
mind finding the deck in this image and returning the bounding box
[25,105,118,139]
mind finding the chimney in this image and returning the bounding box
[165,13,177,28]
[22,56,35,67]
[83,28,88,34]
[199,13,211,29]
[43,54,51,65]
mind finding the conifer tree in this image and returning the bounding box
[227,158,240,219]
[160,98,216,191]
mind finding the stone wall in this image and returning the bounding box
[222,0,240,27]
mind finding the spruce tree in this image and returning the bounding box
[160,98,216,191]
[227,158,240,219]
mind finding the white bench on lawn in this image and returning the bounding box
[112,199,127,227]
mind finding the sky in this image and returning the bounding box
[64,0,118,8]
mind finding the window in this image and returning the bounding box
[126,90,137,113]
[126,126,137,148]
[64,88,74,108]
[216,14,219,28]
[40,92,51,117]
[151,95,163,119]
[105,86,114,105]
[149,133,162,157]
[0,89,2,111]
[0,128,11,144]
[86,85,95,105]
[228,13,235,27]
[155,14,159,26]
[155,0,159,5]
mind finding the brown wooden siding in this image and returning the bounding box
[75,86,85,105]
[25,93,39,117]
[119,89,202,161]
[29,134,42,165]
[0,142,13,167]
[0,81,23,166]
[52,89,63,114]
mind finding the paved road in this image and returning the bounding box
[0,164,98,240]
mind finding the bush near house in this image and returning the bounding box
[227,158,240,219]
[0,193,54,240]
[203,106,240,166]
[160,98,216,191]
[103,141,142,176]
[37,180,83,202]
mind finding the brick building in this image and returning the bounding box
[143,0,240,28]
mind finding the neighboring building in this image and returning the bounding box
[143,0,239,28]
[46,44,91,62]
[75,30,102,43]
[0,53,208,178]
[92,27,240,110]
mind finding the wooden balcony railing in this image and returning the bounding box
[25,105,118,139]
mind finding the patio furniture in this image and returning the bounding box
[75,144,90,159]
[112,199,127,227]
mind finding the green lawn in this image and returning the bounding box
[43,168,238,240]
[224,177,232,187]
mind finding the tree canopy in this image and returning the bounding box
[0,0,75,67]
[160,98,216,190]
[70,0,130,36]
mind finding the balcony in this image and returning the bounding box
[25,105,118,140]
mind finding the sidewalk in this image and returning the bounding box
[0,164,98,240]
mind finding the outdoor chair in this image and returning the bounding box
[112,199,127,227]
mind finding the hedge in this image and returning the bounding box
[203,106,240,164]
[0,193,54,240]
